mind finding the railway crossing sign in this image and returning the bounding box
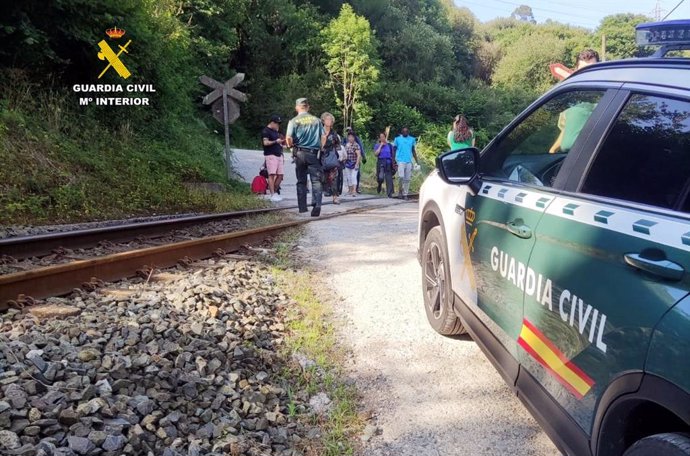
[200,73,248,179]
[200,74,247,125]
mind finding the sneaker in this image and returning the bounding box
[270,194,283,202]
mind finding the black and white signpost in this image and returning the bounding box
[200,73,247,179]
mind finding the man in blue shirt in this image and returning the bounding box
[393,127,419,200]
[286,98,325,216]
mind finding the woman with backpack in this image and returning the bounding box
[320,112,342,204]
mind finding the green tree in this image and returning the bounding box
[512,5,536,24]
[321,4,380,130]
[385,19,455,84]
[596,13,652,59]
[492,32,567,92]
[441,1,479,77]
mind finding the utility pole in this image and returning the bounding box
[601,34,607,61]
[653,0,665,21]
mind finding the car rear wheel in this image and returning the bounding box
[422,226,466,335]
[624,433,690,456]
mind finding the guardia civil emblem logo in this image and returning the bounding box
[97,27,131,79]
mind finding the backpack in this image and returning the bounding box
[251,175,268,194]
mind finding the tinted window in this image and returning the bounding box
[582,94,690,211]
[481,91,604,187]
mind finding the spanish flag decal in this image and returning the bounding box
[518,319,595,399]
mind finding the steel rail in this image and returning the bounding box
[0,207,291,260]
[0,194,415,260]
[0,203,391,311]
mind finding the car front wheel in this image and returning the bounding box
[422,226,466,336]
[624,433,690,456]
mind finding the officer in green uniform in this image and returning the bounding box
[286,98,325,217]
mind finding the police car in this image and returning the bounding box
[418,20,690,456]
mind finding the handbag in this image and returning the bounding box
[337,144,347,162]
[321,148,340,170]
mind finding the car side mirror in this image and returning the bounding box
[436,148,481,192]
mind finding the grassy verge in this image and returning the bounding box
[267,229,363,455]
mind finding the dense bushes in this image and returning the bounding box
[0,0,651,223]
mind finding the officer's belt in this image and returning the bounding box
[295,147,319,154]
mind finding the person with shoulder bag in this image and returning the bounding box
[320,112,342,204]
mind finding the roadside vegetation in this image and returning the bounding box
[1,1,649,224]
[0,77,264,225]
[265,228,364,454]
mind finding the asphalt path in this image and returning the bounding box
[232,148,300,208]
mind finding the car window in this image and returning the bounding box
[581,94,690,212]
[481,90,605,188]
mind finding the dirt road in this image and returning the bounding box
[301,203,559,456]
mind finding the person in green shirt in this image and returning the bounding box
[447,115,476,150]
[549,102,596,153]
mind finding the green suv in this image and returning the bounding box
[418,21,690,456]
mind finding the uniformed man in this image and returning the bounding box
[286,98,325,217]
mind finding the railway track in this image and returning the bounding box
[0,195,402,260]
[0,198,414,311]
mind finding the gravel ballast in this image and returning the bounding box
[0,214,205,240]
[0,259,320,456]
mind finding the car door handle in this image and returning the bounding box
[624,253,685,281]
[506,219,532,239]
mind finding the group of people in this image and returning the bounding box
[260,98,423,217]
[254,49,601,215]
